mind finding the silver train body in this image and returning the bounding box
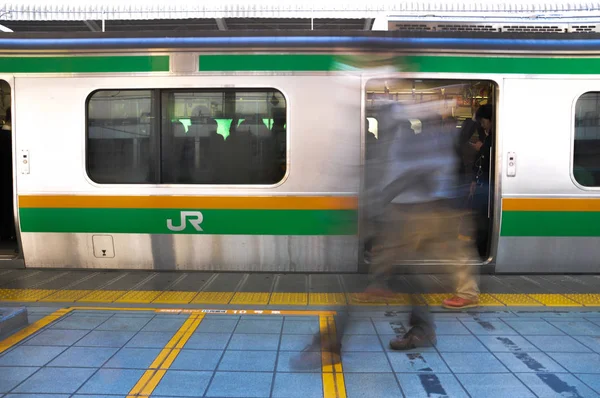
[0,31,598,274]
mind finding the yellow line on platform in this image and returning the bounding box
[0,308,72,354]
[127,313,204,398]
[1,289,599,307]
[320,314,346,398]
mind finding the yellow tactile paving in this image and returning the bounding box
[0,289,54,301]
[40,290,92,302]
[229,292,270,305]
[346,293,387,306]
[152,291,198,304]
[385,293,414,305]
[269,292,308,305]
[421,293,453,306]
[528,294,580,307]
[77,290,126,303]
[115,290,163,304]
[320,314,346,398]
[0,288,599,307]
[564,294,600,306]
[309,293,347,305]
[492,294,543,306]
[477,294,505,306]
[190,291,234,304]
[127,314,204,398]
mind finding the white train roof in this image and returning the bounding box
[3,0,600,20]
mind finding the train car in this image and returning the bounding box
[0,30,598,274]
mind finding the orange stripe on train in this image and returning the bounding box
[502,198,600,212]
[18,195,359,210]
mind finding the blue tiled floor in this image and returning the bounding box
[77,368,145,395]
[102,347,162,368]
[396,373,468,398]
[12,367,96,394]
[206,371,273,397]
[272,372,323,398]
[341,352,392,373]
[152,370,213,397]
[516,373,600,398]
[3,308,600,397]
[457,373,536,398]
[344,373,402,398]
[218,350,277,372]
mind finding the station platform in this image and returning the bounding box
[0,270,600,398]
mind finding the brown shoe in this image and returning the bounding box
[389,327,437,351]
[442,295,479,310]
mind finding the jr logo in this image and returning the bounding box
[167,211,204,232]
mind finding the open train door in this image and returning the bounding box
[0,75,21,266]
[360,76,497,274]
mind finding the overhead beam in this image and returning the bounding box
[363,18,373,30]
[83,20,101,32]
[215,18,228,31]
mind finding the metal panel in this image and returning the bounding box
[496,77,600,273]
[21,233,358,272]
[497,237,600,273]
[4,1,600,21]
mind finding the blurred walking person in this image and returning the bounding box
[364,100,479,350]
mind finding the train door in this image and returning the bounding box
[0,78,18,258]
[361,77,498,271]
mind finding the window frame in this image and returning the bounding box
[571,90,600,190]
[85,87,289,187]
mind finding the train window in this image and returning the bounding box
[161,89,286,185]
[574,92,600,187]
[87,90,156,183]
[86,88,287,185]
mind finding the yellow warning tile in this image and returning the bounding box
[0,289,55,302]
[152,291,197,304]
[477,294,505,307]
[528,294,580,307]
[309,293,347,305]
[230,292,270,305]
[77,290,126,303]
[564,294,600,306]
[115,291,163,304]
[385,293,413,305]
[40,290,91,302]
[190,291,234,304]
[269,293,308,305]
[421,293,453,306]
[492,294,542,306]
[346,293,387,306]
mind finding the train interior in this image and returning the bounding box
[0,79,16,256]
[364,78,497,263]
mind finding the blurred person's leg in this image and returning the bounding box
[389,203,437,350]
[438,202,480,309]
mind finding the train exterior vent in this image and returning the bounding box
[437,24,498,32]
[503,25,567,33]
[570,25,600,32]
[390,23,432,31]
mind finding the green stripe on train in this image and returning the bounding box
[501,211,600,237]
[198,54,600,74]
[19,208,357,235]
[0,56,170,73]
